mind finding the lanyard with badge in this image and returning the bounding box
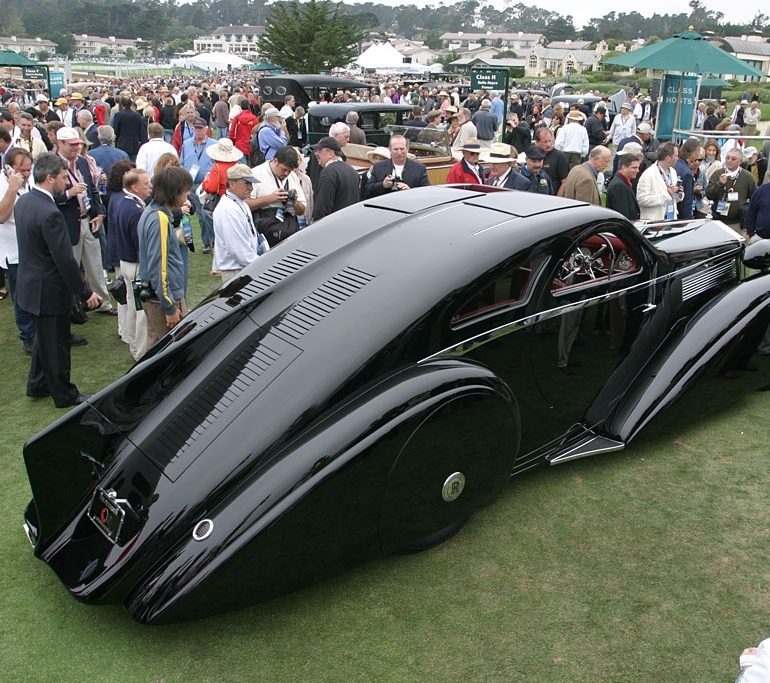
[658,164,676,220]
[188,142,206,182]
[717,174,739,216]
[272,172,289,222]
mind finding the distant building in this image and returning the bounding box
[440,31,543,54]
[524,43,607,78]
[449,57,526,74]
[72,34,149,58]
[193,25,265,58]
[0,35,57,57]
[717,35,770,82]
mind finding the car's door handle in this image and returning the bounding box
[638,303,657,313]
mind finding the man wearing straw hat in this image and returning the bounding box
[554,110,589,169]
[485,142,529,190]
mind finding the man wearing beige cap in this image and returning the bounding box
[213,164,268,283]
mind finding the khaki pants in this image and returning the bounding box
[142,298,188,351]
[73,218,112,310]
[118,261,148,360]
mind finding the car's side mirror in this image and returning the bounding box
[743,239,770,271]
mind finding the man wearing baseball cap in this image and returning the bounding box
[312,137,359,221]
[213,164,268,283]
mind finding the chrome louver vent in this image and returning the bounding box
[681,260,736,301]
[275,267,375,341]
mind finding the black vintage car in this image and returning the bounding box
[22,187,770,624]
[307,102,414,145]
[258,74,372,109]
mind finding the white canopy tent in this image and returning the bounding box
[170,51,252,72]
[354,42,430,73]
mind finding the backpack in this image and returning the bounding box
[249,123,267,168]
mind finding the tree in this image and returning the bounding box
[260,0,368,72]
[125,47,135,60]
[100,46,110,57]
[36,50,50,62]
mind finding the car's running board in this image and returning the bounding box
[547,434,625,465]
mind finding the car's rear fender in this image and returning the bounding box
[596,273,770,443]
[123,359,518,624]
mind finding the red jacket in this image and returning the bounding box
[229,109,260,157]
[446,159,485,185]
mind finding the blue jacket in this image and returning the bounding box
[89,144,129,177]
[111,191,146,263]
[137,203,186,313]
[745,182,770,238]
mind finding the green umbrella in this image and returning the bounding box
[603,30,764,77]
[0,49,38,67]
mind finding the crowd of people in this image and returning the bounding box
[0,72,768,407]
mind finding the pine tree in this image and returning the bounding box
[260,0,367,72]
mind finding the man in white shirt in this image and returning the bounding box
[554,110,589,168]
[451,108,478,150]
[213,164,268,283]
[636,142,681,221]
[249,145,306,247]
[135,123,178,179]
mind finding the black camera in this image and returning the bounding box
[133,280,156,303]
[390,175,402,191]
[285,189,297,202]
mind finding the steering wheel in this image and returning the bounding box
[560,234,616,281]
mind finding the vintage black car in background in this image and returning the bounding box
[22,187,770,623]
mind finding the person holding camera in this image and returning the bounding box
[213,165,268,284]
[361,134,430,199]
[137,166,192,349]
[247,145,306,247]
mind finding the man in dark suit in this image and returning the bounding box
[14,153,101,408]
[361,135,430,199]
[606,148,642,220]
[112,96,147,160]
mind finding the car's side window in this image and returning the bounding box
[551,227,639,294]
[451,260,538,326]
[360,112,377,130]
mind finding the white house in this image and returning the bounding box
[193,25,264,58]
[440,31,543,54]
[72,34,146,58]
[0,35,57,57]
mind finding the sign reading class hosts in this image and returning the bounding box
[656,73,699,140]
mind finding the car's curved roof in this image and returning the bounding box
[234,186,619,343]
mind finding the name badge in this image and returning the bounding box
[727,191,739,202]
[717,200,730,216]
[665,201,676,221]
[189,164,200,180]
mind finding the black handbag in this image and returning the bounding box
[108,275,128,306]
[203,192,221,213]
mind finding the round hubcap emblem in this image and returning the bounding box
[442,472,465,502]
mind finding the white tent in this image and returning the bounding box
[170,51,251,72]
[355,42,428,73]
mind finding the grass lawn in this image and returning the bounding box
[2,237,770,681]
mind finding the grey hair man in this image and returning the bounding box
[345,111,366,144]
